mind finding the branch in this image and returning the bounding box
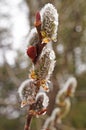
[24,113,32,130]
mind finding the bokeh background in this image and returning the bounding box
[0,0,86,130]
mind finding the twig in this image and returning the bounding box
[24,11,50,130]
[24,110,33,130]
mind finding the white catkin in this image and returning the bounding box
[34,47,56,80]
[36,92,49,108]
[42,108,61,129]
[18,79,33,100]
[56,77,77,104]
[27,28,38,45]
[40,3,59,42]
[59,98,71,119]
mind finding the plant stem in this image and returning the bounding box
[24,113,33,130]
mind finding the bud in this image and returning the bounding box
[29,92,49,116]
[34,47,56,81]
[36,11,41,23]
[55,77,77,105]
[66,77,77,97]
[34,11,41,26]
[36,92,49,108]
[27,46,37,61]
[18,79,37,107]
[40,3,59,42]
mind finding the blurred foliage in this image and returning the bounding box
[63,100,86,128]
[0,116,23,130]
[0,0,86,130]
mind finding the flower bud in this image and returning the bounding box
[40,3,59,42]
[27,46,37,61]
[34,11,41,26]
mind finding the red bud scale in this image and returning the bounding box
[34,11,41,26]
[27,46,37,62]
[36,11,41,22]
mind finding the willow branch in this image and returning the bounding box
[24,113,32,130]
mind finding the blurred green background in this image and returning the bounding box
[0,0,86,130]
